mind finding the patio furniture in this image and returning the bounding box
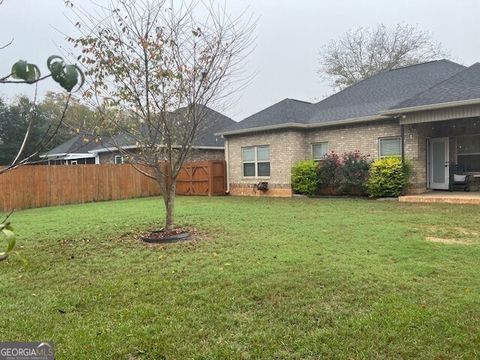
[449,164,471,192]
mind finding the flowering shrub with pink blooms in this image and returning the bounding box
[341,150,371,194]
[317,150,371,195]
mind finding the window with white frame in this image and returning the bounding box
[70,160,78,165]
[379,137,401,157]
[242,146,270,177]
[114,155,124,164]
[457,134,480,171]
[312,142,329,160]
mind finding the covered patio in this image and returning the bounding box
[404,117,480,193]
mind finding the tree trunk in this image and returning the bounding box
[163,177,176,231]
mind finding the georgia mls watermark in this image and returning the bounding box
[0,342,54,360]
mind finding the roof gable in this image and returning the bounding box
[309,60,466,123]
[45,133,101,156]
[389,63,480,110]
[224,98,318,132]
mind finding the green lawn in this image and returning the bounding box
[1,196,479,359]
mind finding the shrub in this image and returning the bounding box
[317,151,344,187]
[291,160,319,195]
[318,151,371,195]
[367,157,411,197]
[341,150,371,194]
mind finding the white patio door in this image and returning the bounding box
[429,137,449,190]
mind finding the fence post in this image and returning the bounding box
[208,160,214,196]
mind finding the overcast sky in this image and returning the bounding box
[1,0,479,121]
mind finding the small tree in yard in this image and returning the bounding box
[69,0,254,230]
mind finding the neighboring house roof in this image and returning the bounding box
[385,63,480,112]
[44,105,235,157]
[44,133,100,157]
[220,59,468,135]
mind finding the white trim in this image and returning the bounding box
[428,137,450,190]
[241,145,271,178]
[40,153,67,158]
[44,153,95,160]
[378,136,402,158]
[381,98,480,115]
[225,138,230,193]
[217,115,389,136]
[311,142,329,160]
[114,155,125,164]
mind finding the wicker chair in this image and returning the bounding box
[449,164,471,192]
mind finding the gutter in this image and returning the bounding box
[380,98,480,115]
[216,115,390,137]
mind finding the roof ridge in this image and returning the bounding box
[389,63,473,110]
[286,98,314,105]
[386,59,459,72]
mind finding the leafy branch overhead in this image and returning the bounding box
[9,55,84,92]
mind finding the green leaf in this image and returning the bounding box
[47,55,84,92]
[0,223,16,260]
[11,60,41,82]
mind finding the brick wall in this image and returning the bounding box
[226,120,420,197]
[226,129,306,197]
[305,120,400,159]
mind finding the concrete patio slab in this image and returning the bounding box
[399,191,480,205]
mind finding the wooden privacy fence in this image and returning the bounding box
[0,160,226,211]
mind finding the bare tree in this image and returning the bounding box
[69,0,254,230]
[319,23,449,90]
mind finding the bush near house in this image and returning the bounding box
[366,157,411,197]
[317,151,370,195]
[293,152,410,197]
[340,151,371,195]
[291,160,319,195]
[317,151,344,191]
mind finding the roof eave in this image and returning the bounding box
[381,98,480,115]
[217,115,391,136]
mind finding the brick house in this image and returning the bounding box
[43,106,235,165]
[218,60,480,196]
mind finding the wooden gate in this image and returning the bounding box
[176,160,226,196]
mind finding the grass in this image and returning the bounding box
[1,196,480,359]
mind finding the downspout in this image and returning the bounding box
[401,124,405,165]
[224,137,230,194]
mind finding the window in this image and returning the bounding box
[379,137,401,157]
[114,155,124,164]
[457,134,480,171]
[70,160,78,165]
[312,142,329,160]
[242,146,270,177]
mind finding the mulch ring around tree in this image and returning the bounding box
[140,227,196,245]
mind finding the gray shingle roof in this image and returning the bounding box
[309,60,466,123]
[390,63,480,110]
[47,106,235,155]
[45,133,101,156]
[223,98,318,131]
[222,60,467,134]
